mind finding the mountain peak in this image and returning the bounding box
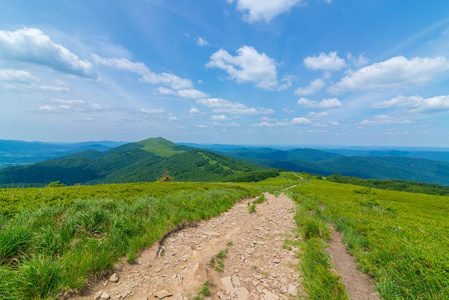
[136,137,184,157]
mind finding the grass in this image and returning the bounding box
[248,194,267,213]
[0,172,303,299]
[290,179,449,299]
[289,191,348,300]
[209,243,232,273]
[0,183,259,299]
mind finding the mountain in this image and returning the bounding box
[0,138,268,185]
[194,145,449,186]
[0,139,125,169]
[324,149,449,162]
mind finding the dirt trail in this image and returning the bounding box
[328,227,381,300]
[73,193,302,300]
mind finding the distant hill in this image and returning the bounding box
[195,145,449,186]
[0,139,125,169]
[0,138,267,185]
[325,149,449,162]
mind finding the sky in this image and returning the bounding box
[1,0,449,146]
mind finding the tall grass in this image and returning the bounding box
[291,180,449,299]
[0,185,258,299]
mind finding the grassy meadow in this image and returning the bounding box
[0,173,298,299]
[289,179,449,299]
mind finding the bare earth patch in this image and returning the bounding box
[72,193,302,300]
[327,227,381,300]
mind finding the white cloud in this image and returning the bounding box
[206,46,285,90]
[0,28,94,78]
[360,115,413,125]
[141,108,166,115]
[372,94,449,113]
[211,115,231,121]
[252,117,290,127]
[93,54,193,90]
[297,97,342,109]
[196,124,207,128]
[347,53,369,67]
[213,121,240,127]
[306,111,329,120]
[177,89,209,99]
[197,37,210,47]
[189,108,200,114]
[294,78,326,96]
[228,0,304,23]
[329,121,339,125]
[329,56,449,93]
[0,69,36,82]
[197,98,274,115]
[304,52,346,71]
[37,99,106,113]
[291,117,312,125]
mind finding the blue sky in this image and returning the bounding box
[1,0,449,146]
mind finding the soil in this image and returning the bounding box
[327,227,381,300]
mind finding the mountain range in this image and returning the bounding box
[1,138,449,186]
[0,138,267,186]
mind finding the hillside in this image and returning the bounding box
[0,138,268,185]
[198,145,449,186]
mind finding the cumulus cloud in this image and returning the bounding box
[37,99,106,113]
[360,115,413,125]
[294,78,326,96]
[141,108,178,121]
[197,98,274,115]
[228,0,304,23]
[213,121,240,127]
[329,56,449,93]
[291,117,313,125]
[189,108,200,114]
[206,46,286,90]
[197,37,210,47]
[0,28,94,78]
[93,54,193,90]
[304,52,346,71]
[306,111,329,120]
[252,117,290,127]
[347,53,369,67]
[211,115,231,121]
[0,69,36,82]
[297,97,342,109]
[156,87,209,99]
[372,94,449,113]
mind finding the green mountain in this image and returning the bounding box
[196,146,449,186]
[0,138,268,186]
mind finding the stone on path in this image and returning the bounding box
[235,287,249,300]
[204,231,220,237]
[154,290,172,299]
[220,276,235,293]
[262,290,279,300]
[109,273,119,283]
[288,284,298,296]
[231,275,241,287]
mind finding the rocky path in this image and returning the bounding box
[74,193,302,300]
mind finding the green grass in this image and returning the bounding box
[290,180,449,299]
[209,244,232,273]
[0,183,260,299]
[289,192,348,300]
[0,172,303,299]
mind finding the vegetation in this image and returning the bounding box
[194,279,212,299]
[0,138,269,186]
[290,180,449,299]
[209,145,449,186]
[209,243,232,273]
[0,182,261,299]
[327,174,449,196]
[248,194,267,213]
[289,191,348,300]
